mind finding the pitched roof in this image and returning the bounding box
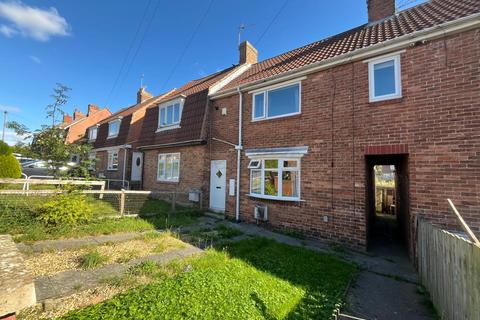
[137,66,237,148]
[220,0,480,92]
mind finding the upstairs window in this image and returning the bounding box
[252,82,300,121]
[368,54,402,102]
[108,119,121,138]
[88,126,98,141]
[107,150,119,171]
[157,153,180,182]
[157,99,184,130]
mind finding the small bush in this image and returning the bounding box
[37,193,93,226]
[0,141,12,155]
[0,154,21,178]
[79,250,107,269]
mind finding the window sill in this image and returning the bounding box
[107,135,118,139]
[369,96,403,106]
[107,169,118,171]
[246,193,304,202]
[251,112,301,123]
[369,94,402,103]
[156,179,179,184]
[156,125,181,133]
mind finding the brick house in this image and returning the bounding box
[89,88,173,188]
[136,61,251,203]
[60,104,111,144]
[208,0,480,257]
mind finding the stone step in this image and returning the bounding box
[0,235,36,317]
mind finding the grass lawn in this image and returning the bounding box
[59,237,356,320]
[0,195,202,242]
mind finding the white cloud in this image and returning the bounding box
[0,104,20,113]
[0,1,70,41]
[3,130,29,145]
[29,55,41,64]
[0,23,15,37]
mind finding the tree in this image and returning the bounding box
[0,141,21,178]
[46,83,71,127]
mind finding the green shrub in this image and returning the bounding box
[37,193,93,226]
[0,154,21,178]
[0,141,12,155]
[79,250,108,269]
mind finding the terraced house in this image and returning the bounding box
[207,0,480,258]
[88,88,173,188]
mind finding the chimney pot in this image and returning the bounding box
[73,109,85,121]
[367,0,395,23]
[239,41,258,65]
[87,104,100,115]
[137,87,153,104]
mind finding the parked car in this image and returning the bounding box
[21,160,71,177]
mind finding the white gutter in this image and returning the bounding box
[210,12,480,99]
[122,145,131,189]
[235,87,243,222]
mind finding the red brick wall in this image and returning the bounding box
[210,28,480,251]
[142,145,209,204]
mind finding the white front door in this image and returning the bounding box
[210,160,226,212]
[131,152,143,181]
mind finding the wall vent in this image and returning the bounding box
[254,204,268,221]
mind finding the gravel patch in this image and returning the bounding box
[25,233,185,277]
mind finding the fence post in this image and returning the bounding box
[99,181,105,199]
[171,191,176,212]
[120,189,125,216]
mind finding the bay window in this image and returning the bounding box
[157,153,180,182]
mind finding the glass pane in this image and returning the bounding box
[283,160,298,168]
[160,108,166,126]
[267,84,299,117]
[265,160,278,169]
[173,103,180,123]
[264,171,279,196]
[166,105,173,125]
[165,157,173,179]
[254,93,265,118]
[172,160,179,179]
[158,159,165,178]
[282,171,298,197]
[251,170,261,194]
[374,60,396,96]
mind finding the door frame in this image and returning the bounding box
[209,160,227,212]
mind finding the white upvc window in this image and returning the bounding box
[108,119,121,138]
[88,126,98,141]
[157,98,184,131]
[157,153,180,182]
[88,152,96,170]
[249,158,301,201]
[252,82,301,121]
[107,150,119,171]
[368,54,402,102]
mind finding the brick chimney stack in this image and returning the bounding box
[87,104,100,115]
[62,113,72,125]
[239,41,258,65]
[73,109,85,121]
[137,87,153,104]
[367,0,395,23]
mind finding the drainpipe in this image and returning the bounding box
[235,87,243,222]
[122,145,130,189]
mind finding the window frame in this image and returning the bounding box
[156,98,185,132]
[88,152,96,170]
[107,150,119,171]
[107,119,121,138]
[251,81,302,121]
[157,153,180,182]
[368,54,402,102]
[88,126,98,141]
[248,157,301,201]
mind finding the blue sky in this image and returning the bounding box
[0,0,425,144]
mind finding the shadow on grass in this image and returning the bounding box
[222,237,356,319]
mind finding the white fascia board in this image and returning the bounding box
[92,144,132,152]
[210,13,480,99]
[208,64,252,95]
[245,146,309,158]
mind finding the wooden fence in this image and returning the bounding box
[417,218,480,320]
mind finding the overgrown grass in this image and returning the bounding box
[0,195,202,242]
[79,250,108,269]
[60,238,355,320]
